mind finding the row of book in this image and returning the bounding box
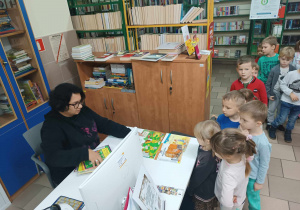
[79,36,126,53]
[214,49,244,58]
[271,24,283,37]
[214,35,247,45]
[213,5,250,17]
[6,49,35,78]
[287,2,300,12]
[76,3,119,14]
[127,4,204,26]
[285,19,300,29]
[282,35,300,45]
[18,80,44,110]
[140,33,207,51]
[71,11,123,31]
[214,20,250,31]
[127,4,183,25]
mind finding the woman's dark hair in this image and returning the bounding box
[49,83,85,112]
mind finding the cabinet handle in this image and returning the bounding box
[111,98,115,110]
[170,70,173,85]
[160,69,163,84]
[104,98,107,109]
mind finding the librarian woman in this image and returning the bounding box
[41,83,130,186]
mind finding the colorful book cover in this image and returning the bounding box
[156,134,191,164]
[77,145,112,174]
[52,196,84,210]
[139,129,166,159]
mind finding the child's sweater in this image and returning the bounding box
[293,52,300,70]
[258,54,279,84]
[215,156,248,208]
[217,114,240,130]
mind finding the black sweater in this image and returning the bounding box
[187,147,218,201]
[41,106,130,185]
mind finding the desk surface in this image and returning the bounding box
[35,130,199,210]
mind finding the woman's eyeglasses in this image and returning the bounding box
[69,100,84,109]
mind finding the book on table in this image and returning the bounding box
[120,53,135,61]
[94,53,114,61]
[161,53,178,62]
[141,53,167,62]
[130,51,150,60]
[157,42,184,54]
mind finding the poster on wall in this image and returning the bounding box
[250,0,280,19]
[49,33,70,63]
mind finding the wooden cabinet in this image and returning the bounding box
[132,61,170,133]
[75,53,211,136]
[163,62,208,135]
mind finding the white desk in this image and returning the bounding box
[35,131,199,210]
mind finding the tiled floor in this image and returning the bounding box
[6,62,300,210]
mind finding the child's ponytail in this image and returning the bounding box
[210,129,257,177]
[245,135,257,177]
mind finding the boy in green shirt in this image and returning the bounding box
[258,36,280,84]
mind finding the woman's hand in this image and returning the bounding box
[88,149,103,167]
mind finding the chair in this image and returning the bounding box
[23,122,56,188]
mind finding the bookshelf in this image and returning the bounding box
[122,0,214,51]
[212,0,251,60]
[68,0,129,50]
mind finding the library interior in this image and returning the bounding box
[0,0,300,210]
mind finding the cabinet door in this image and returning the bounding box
[107,89,139,127]
[132,61,169,133]
[85,89,112,120]
[165,62,207,136]
[0,0,50,121]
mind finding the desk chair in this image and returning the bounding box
[23,122,56,188]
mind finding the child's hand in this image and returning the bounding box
[290,92,299,101]
[269,96,275,101]
[254,182,263,191]
[233,196,237,203]
[240,129,250,137]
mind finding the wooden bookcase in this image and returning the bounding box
[74,53,211,136]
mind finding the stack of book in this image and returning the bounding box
[214,21,250,31]
[79,36,126,52]
[107,64,128,86]
[71,11,123,31]
[0,93,12,114]
[71,44,94,60]
[141,53,167,62]
[84,78,106,89]
[127,4,184,25]
[130,51,150,60]
[140,33,207,51]
[94,53,114,61]
[93,66,111,80]
[157,42,185,54]
[6,49,34,77]
[17,80,44,110]
[0,14,16,35]
[214,4,250,17]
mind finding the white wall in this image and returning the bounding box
[23,0,74,38]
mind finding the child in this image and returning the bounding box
[211,128,256,210]
[253,63,259,78]
[239,100,271,210]
[217,90,246,129]
[269,68,300,143]
[239,88,256,102]
[257,36,280,84]
[266,47,296,130]
[187,120,221,210]
[293,40,300,70]
[230,55,268,105]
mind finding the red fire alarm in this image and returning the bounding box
[36,38,45,52]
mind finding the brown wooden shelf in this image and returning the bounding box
[0,30,25,39]
[15,69,37,80]
[0,112,16,128]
